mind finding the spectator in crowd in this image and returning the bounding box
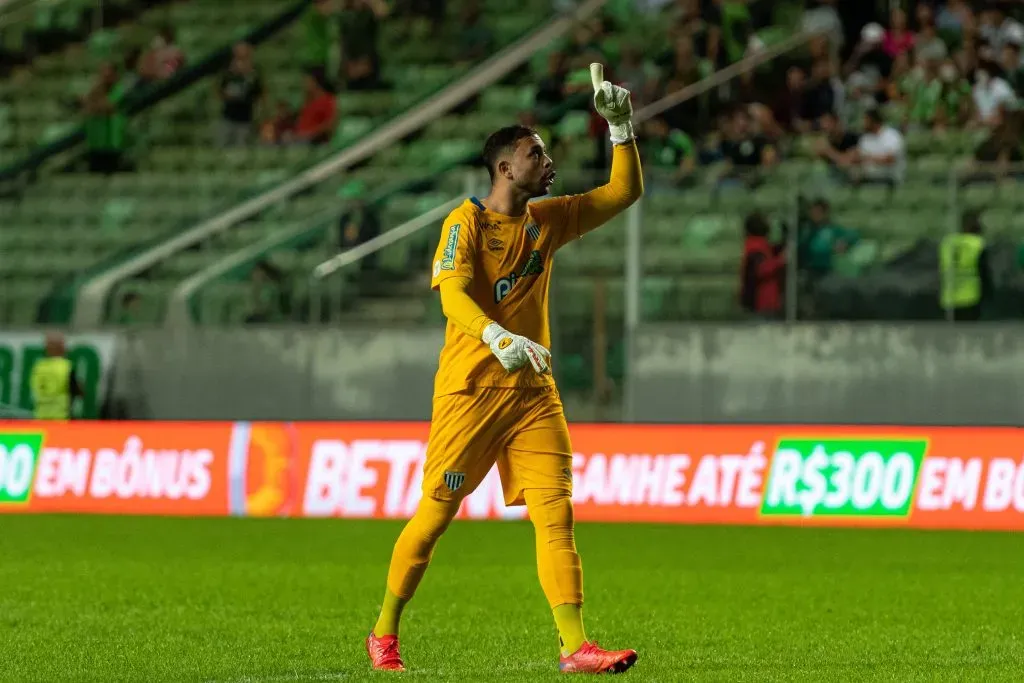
[121,47,156,94]
[455,0,494,65]
[1001,38,1024,92]
[535,51,569,122]
[844,23,894,99]
[979,3,1024,62]
[769,66,808,135]
[915,4,949,65]
[970,60,1016,128]
[339,0,389,90]
[395,0,445,32]
[802,58,841,128]
[246,261,286,323]
[972,107,1024,178]
[814,111,859,178]
[936,0,974,39]
[939,210,992,321]
[704,0,753,68]
[303,0,337,75]
[116,291,143,325]
[883,8,914,59]
[852,108,906,184]
[260,100,297,145]
[144,25,185,81]
[643,117,696,187]
[843,71,878,131]
[81,61,129,174]
[739,211,785,318]
[216,42,264,147]
[798,198,858,279]
[904,56,971,130]
[802,0,844,58]
[338,194,381,284]
[295,69,338,145]
[719,105,777,183]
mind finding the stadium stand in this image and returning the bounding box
[6,0,1024,396]
[102,0,805,326]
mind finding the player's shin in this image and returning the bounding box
[373,495,460,636]
[523,489,586,656]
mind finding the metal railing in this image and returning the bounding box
[73,0,610,328]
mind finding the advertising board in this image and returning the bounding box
[2,422,1022,530]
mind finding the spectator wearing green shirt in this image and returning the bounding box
[798,199,859,278]
[81,61,128,174]
[909,59,972,130]
[303,0,338,75]
[643,117,696,188]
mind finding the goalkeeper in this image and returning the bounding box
[366,64,644,675]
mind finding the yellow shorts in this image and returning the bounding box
[422,386,573,506]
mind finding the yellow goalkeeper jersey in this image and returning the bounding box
[429,142,643,397]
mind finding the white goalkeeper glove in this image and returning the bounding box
[590,62,634,145]
[482,322,551,374]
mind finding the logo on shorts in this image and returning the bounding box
[444,471,466,492]
[498,337,513,350]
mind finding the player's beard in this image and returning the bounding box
[517,178,548,199]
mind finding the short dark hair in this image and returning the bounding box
[864,108,884,126]
[482,125,537,182]
[962,210,983,234]
[744,211,770,237]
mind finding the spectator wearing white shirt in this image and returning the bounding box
[979,4,1024,64]
[854,109,906,185]
[971,62,1016,128]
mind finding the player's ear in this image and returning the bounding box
[497,158,514,180]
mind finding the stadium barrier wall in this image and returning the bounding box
[42,324,1020,424]
[2,420,1023,531]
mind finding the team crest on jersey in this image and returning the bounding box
[525,223,541,241]
[494,250,545,303]
[440,224,460,271]
[444,471,466,492]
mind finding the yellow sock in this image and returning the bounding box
[373,495,459,637]
[523,489,586,657]
[373,588,407,637]
[553,603,587,656]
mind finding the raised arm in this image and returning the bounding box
[576,142,644,236]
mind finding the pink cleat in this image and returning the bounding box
[559,641,638,674]
[366,631,406,672]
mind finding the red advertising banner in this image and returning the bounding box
[2,421,1023,530]
[256,423,1024,530]
[0,421,233,515]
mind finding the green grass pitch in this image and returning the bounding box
[2,516,1023,682]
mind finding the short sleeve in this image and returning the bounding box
[430,210,478,290]
[530,195,582,250]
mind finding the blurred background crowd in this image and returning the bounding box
[3,0,1024,349]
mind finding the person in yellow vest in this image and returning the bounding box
[29,333,83,420]
[939,211,993,321]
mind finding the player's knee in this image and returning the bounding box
[524,489,576,545]
[411,494,461,541]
